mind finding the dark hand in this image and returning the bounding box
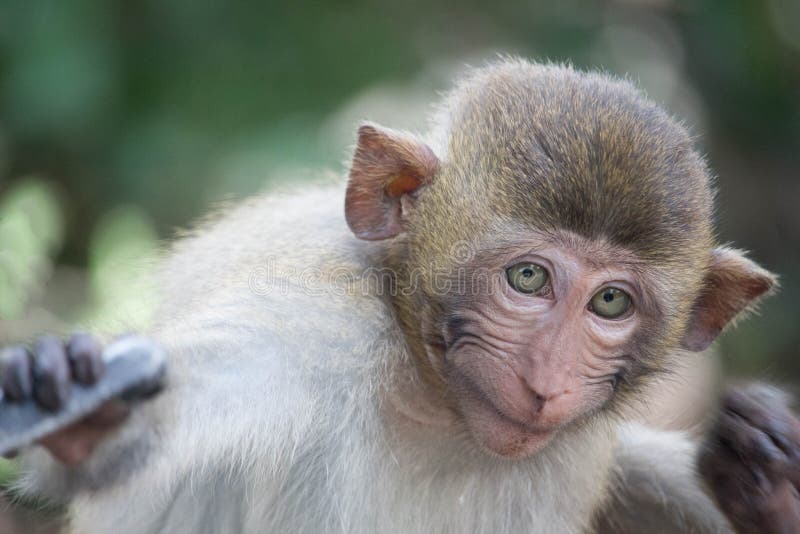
[0,334,129,465]
[699,384,800,534]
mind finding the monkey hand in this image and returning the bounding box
[699,384,800,533]
[0,334,166,465]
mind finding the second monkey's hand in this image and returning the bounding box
[700,384,800,534]
[0,334,166,465]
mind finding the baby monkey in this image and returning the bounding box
[1,58,798,533]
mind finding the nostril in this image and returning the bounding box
[531,392,546,414]
[518,374,568,414]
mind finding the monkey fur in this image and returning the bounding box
[5,58,797,533]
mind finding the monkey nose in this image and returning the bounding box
[525,387,572,420]
[530,391,546,414]
[520,378,568,415]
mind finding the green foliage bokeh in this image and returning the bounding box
[0,0,798,382]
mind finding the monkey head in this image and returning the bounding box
[345,60,776,459]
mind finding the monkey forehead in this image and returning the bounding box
[428,59,714,263]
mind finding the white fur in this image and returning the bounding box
[16,186,730,533]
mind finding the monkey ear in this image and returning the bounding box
[345,123,440,240]
[681,247,777,352]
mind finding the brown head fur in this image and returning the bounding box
[345,58,774,411]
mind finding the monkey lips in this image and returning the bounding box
[455,376,559,458]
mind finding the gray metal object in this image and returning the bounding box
[0,336,166,456]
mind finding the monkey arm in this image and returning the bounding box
[594,423,733,534]
[10,324,321,517]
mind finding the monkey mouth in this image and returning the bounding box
[454,374,561,458]
[455,369,562,432]
[466,403,557,459]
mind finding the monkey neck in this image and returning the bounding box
[384,361,459,429]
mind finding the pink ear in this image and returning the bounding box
[345,123,439,240]
[681,247,777,352]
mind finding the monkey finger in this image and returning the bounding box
[722,386,779,429]
[0,346,34,402]
[67,333,105,385]
[718,388,800,470]
[716,410,786,466]
[32,336,72,412]
[723,386,800,451]
[769,411,800,488]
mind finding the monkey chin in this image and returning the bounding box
[476,424,556,460]
[461,401,558,460]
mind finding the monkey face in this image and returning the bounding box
[344,63,776,460]
[420,232,657,458]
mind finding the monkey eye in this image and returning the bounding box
[589,287,632,319]
[505,262,549,294]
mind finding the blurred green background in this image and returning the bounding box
[0,0,798,529]
[0,0,798,378]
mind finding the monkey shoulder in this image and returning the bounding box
[138,185,404,452]
[156,185,384,314]
[150,184,397,360]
